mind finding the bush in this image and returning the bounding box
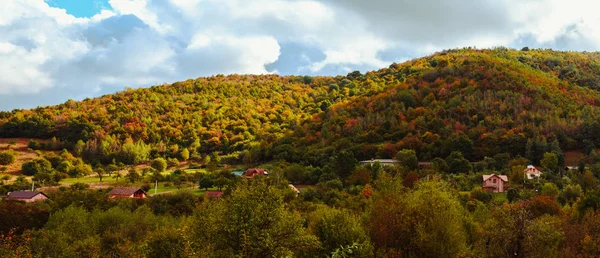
[27,140,41,150]
[70,182,89,191]
[167,158,179,167]
[470,187,493,203]
[0,151,16,165]
[151,158,167,172]
[22,159,52,176]
[507,188,520,203]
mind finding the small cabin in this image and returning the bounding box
[5,191,49,202]
[482,174,508,193]
[108,187,147,199]
[244,168,268,178]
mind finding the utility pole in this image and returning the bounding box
[155,180,158,195]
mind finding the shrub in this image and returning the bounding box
[167,158,179,167]
[21,159,52,176]
[70,182,89,191]
[151,158,167,172]
[0,151,16,165]
[470,187,493,203]
[27,140,41,150]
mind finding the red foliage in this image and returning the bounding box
[403,172,419,188]
[519,195,562,218]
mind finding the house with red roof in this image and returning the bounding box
[482,174,508,193]
[5,191,49,202]
[108,187,147,199]
[244,168,268,178]
[524,165,542,180]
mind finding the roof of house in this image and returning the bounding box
[6,191,48,199]
[288,184,300,194]
[482,174,508,182]
[231,171,245,176]
[244,168,268,177]
[524,165,542,174]
[108,187,146,196]
[360,159,399,164]
[206,191,223,197]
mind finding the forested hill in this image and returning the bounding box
[3,47,600,166]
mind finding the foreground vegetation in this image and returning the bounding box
[3,168,600,258]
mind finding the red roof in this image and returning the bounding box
[244,168,268,178]
[524,165,541,174]
[108,187,146,196]
[206,192,223,198]
[6,191,48,200]
[482,174,508,182]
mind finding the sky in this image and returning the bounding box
[1,0,600,110]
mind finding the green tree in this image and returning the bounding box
[180,148,190,161]
[68,163,92,178]
[56,160,73,173]
[21,159,52,176]
[151,158,168,172]
[309,207,373,257]
[330,151,358,179]
[126,168,140,183]
[369,180,468,256]
[445,151,472,174]
[222,182,319,257]
[0,151,16,165]
[431,157,448,173]
[73,140,85,157]
[559,184,582,205]
[523,215,564,258]
[396,149,419,171]
[540,152,558,174]
[198,175,213,191]
[541,183,559,199]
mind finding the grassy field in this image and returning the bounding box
[61,175,120,184]
[493,192,507,201]
[59,174,220,196]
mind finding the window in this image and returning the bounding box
[493,179,497,183]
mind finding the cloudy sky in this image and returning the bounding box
[1,0,600,110]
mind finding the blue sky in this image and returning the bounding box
[1,0,600,111]
[46,0,110,18]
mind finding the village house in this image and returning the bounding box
[244,168,268,178]
[5,191,49,202]
[359,159,399,167]
[108,187,147,199]
[482,174,508,193]
[524,165,542,180]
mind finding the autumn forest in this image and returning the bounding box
[3,48,600,257]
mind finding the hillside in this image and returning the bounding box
[2,48,600,167]
[270,48,600,166]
